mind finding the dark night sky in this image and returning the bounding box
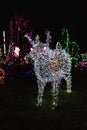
[0,0,87,52]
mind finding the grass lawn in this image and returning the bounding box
[0,68,87,129]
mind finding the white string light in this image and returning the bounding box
[25,31,72,109]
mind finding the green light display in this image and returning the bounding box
[60,28,80,67]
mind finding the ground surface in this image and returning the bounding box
[0,67,87,129]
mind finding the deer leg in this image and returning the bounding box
[37,80,45,106]
[66,74,72,93]
[52,80,60,109]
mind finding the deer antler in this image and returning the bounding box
[24,33,32,42]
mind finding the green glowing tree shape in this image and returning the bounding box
[60,28,80,67]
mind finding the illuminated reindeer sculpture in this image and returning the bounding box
[24,30,72,109]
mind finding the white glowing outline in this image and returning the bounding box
[25,30,72,109]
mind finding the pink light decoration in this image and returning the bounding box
[8,15,29,44]
[14,46,20,57]
[78,61,87,70]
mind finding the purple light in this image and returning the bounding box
[78,61,87,70]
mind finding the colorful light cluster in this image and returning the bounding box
[25,30,72,109]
